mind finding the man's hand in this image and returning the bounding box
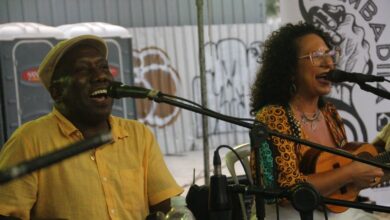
[149,198,171,214]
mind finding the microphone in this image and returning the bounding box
[324,69,385,83]
[208,148,232,220]
[288,182,321,220]
[107,81,160,99]
[0,132,112,184]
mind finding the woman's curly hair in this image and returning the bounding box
[250,22,332,115]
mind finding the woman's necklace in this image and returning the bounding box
[290,103,323,131]
[300,109,322,131]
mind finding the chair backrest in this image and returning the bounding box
[224,143,253,220]
[224,143,253,185]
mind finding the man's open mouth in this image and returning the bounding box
[90,89,108,100]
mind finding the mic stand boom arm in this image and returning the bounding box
[0,132,112,184]
[323,197,390,213]
[230,183,390,214]
[357,82,390,100]
[150,94,390,170]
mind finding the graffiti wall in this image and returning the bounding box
[281,0,390,142]
[127,24,278,154]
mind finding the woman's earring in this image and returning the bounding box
[290,83,297,95]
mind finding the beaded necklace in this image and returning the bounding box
[285,105,304,162]
[290,104,322,131]
[300,109,322,131]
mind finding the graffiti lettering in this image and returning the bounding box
[347,0,378,21]
[359,0,377,21]
[192,38,261,137]
[369,23,386,42]
[376,44,390,61]
[348,0,360,10]
[348,0,386,43]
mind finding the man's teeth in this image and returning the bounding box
[91,89,108,97]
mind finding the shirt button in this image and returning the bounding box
[90,155,95,161]
[111,209,115,214]
[103,177,108,181]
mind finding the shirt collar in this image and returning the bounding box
[52,108,78,137]
[107,115,129,141]
[52,108,129,141]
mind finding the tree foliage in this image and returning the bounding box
[266,0,280,17]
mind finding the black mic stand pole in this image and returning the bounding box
[356,82,390,99]
[0,132,112,184]
[250,122,268,220]
[323,196,390,213]
[229,182,321,220]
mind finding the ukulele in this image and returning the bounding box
[300,142,390,213]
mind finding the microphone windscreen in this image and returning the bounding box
[107,81,123,98]
[107,82,150,99]
[325,70,347,83]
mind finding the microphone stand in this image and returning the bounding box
[323,196,390,213]
[250,122,269,220]
[0,132,112,184]
[230,183,390,217]
[231,183,321,220]
[129,92,390,218]
[357,82,390,99]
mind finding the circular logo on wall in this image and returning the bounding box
[133,47,181,128]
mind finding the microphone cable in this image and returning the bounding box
[214,145,252,184]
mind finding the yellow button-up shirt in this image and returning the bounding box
[0,108,183,220]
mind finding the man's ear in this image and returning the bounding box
[49,82,63,103]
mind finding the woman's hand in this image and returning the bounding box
[347,161,384,190]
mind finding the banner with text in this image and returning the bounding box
[281,0,390,206]
[281,0,390,142]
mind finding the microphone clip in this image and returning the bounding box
[288,182,322,220]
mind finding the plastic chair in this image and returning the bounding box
[224,143,253,220]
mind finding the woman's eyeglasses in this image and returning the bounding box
[298,47,341,66]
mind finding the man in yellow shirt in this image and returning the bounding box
[0,35,183,220]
